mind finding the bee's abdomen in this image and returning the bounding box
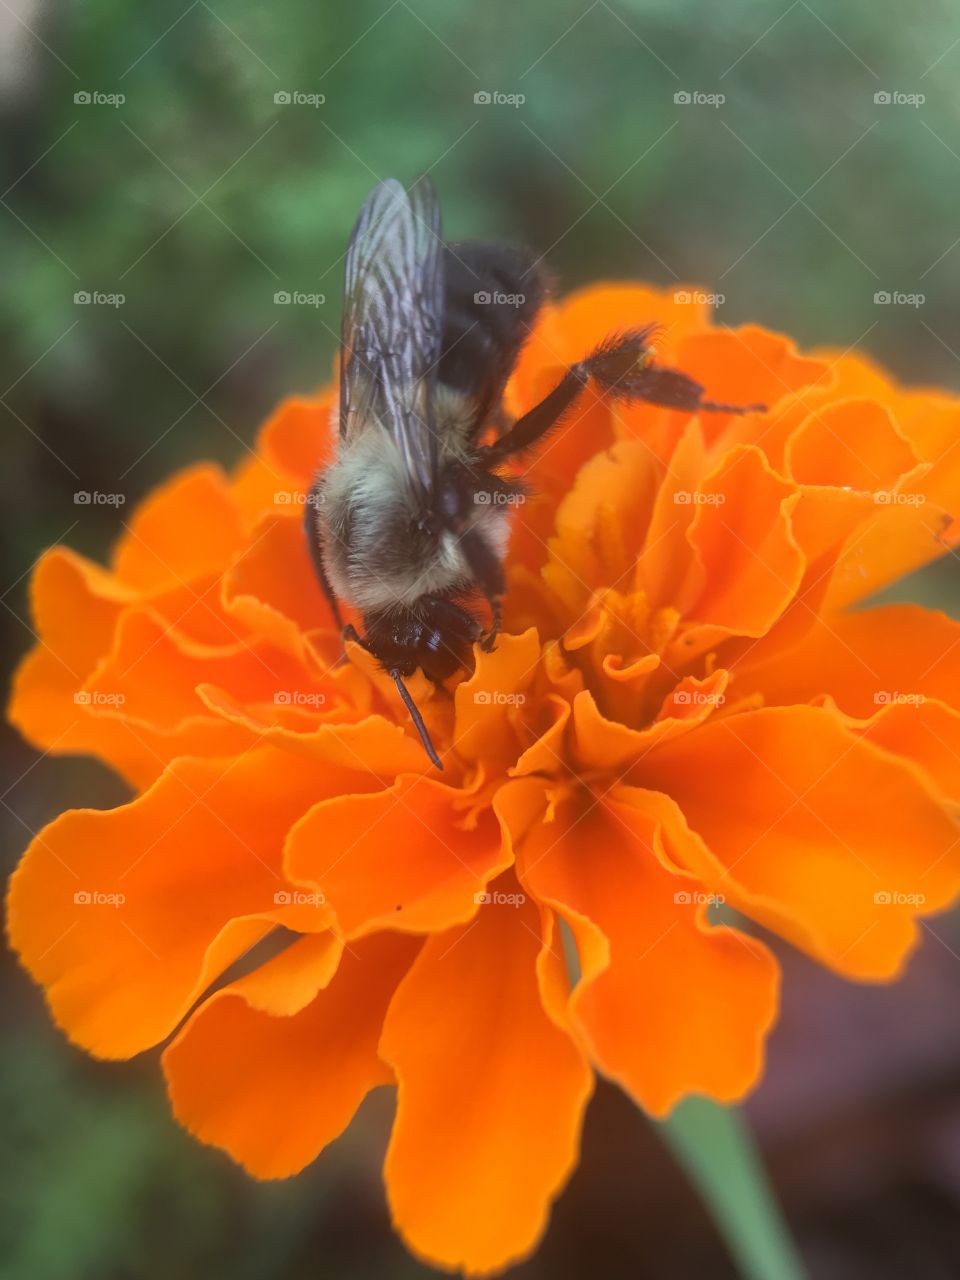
[438,242,549,424]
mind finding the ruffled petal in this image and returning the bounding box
[284,775,511,939]
[255,394,334,489]
[111,464,246,589]
[7,748,379,1057]
[514,781,779,1115]
[163,931,418,1178]
[380,875,592,1275]
[734,603,960,718]
[639,705,960,978]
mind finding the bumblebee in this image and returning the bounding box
[306,178,762,767]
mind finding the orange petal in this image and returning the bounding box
[675,324,830,440]
[542,440,660,616]
[83,610,318,729]
[639,705,960,978]
[571,669,729,772]
[638,420,707,610]
[163,931,418,1179]
[784,399,919,491]
[452,629,541,766]
[284,775,510,939]
[255,394,334,488]
[735,603,960,719]
[836,696,960,808]
[514,782,778,1116]
[111,464,246,589]
[380,875,592,1274]
[679,445,804,646]
[8,748,380,1057]
[222,512,337,662]
[195,685,430,775]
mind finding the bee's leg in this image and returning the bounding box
[484,327,764,462]
[303,479,344,630]
[479,596,502,653]
[455,524,505,653]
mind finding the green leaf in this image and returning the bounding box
[656,1097,807,1280]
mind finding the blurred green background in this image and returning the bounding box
[3,2,960,1277]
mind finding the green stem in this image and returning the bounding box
[656,1097,807,1280]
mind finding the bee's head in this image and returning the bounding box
[363,599,481,684]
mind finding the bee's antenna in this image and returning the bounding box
[389,668,444,771]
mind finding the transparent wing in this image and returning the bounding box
[339,177,444,503]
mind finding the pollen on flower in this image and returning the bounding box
[7,281,960,1279]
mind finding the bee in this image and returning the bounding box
[305,177,763,769]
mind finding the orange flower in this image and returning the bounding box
[8,283,960,1275]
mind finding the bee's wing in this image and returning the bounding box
[339,177,444,504]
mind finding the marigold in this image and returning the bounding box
[8,283,960,1275]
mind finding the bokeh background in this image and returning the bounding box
[3,2,960,1276]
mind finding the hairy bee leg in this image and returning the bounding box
[482,360,593,462]
[303,479,344,630]
[390,668,444,771]
[483,328,764,462]
[479,597,502,653]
